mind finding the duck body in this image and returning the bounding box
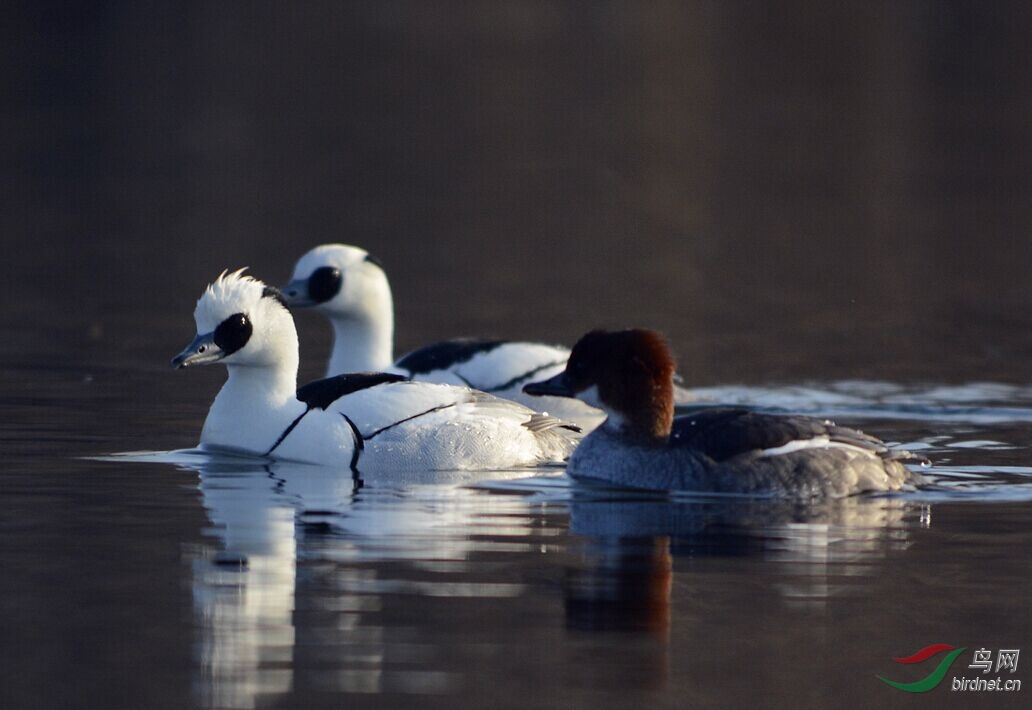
[278,376,577,471]
[525,329,925,499]
[565,407,918,497]
[175,270,578,470]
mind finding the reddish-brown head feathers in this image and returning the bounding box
[567,329,676,442]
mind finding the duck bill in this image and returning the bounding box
[171,332,224,369]
[279,278,315,307]
[523,372,575,398]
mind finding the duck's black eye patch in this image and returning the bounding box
[213,313,252,355]
[308,266,342,303]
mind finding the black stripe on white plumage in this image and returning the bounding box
[524,329,927,498]
[172,269,579,470]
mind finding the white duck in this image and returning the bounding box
[279,244,605,429]
[172,269,579,470]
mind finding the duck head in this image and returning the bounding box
[525,329,676,442]
[280,244,391,318]
[172,269,297,371]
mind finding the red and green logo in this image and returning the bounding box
[877,644,967,692]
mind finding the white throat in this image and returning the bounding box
[578,384,630,435]
[201,364,304,454]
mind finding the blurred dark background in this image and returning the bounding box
[5,1,1032,385]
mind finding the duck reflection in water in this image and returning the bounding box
[139,448,931,704]
[179,454,538,708]
[561,488,930,690]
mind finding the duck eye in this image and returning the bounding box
[308,266,342,303]
[213,313,252,355]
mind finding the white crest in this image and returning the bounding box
[194,268,265,332]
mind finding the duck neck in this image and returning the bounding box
[222,362,298,406]
[202,361,302,451]
[601,390,673,446]
[327,313,394,375]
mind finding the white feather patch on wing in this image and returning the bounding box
[758,436,877,458]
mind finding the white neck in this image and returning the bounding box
[326,313,394,375]
[201,361,304,454]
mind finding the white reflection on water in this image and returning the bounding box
[191,483,296,709]
[190,462,306,708]
[178,455,541,708]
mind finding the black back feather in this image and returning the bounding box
[297,372,408,411]
[669,407,888,462]
[394,338,508,375]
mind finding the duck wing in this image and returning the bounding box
[669,407,892,462]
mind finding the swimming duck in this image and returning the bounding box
[172,269,579,469]
[524,329,925,498]
[279,243,605,428]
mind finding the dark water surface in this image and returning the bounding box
[5,3,1032,708]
